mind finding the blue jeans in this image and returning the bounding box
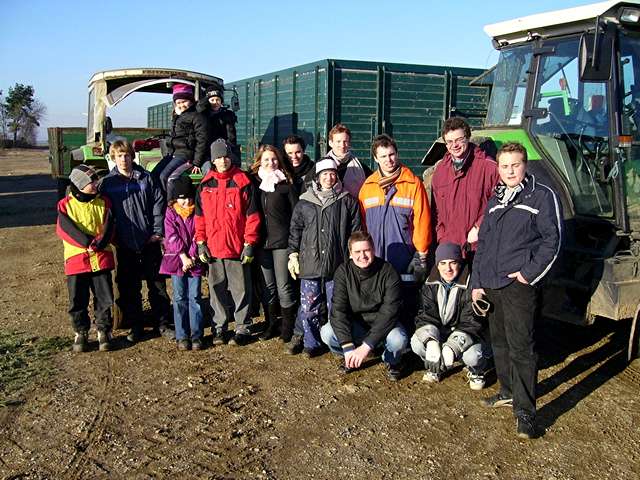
[320,321,408,366]
[171,274,204,341]
[299,278,334,350]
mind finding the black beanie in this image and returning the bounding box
[171,175,195,200]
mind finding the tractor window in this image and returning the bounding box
[485,45,533,126]
[531,37,613,218]
[619,33,640,229]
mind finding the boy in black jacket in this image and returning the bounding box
[411,242,489,389]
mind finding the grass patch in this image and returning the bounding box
[0,331,71,407]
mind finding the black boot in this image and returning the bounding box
[279,304,297,342]
[259,303,281,341]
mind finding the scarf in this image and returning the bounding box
[293,157,313,177]
[494,174,529,205]
[451,148,472,171]
[312,178,343,205]
[327,150,367,198]
[377,165,402,193]
[174,203,195,220]
[258,167,287,192]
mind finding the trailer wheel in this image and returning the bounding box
[628,303,640,363]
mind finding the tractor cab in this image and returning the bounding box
[476,1,640,359]
[73,68,230,172]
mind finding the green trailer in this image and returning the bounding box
[148,59,490,172]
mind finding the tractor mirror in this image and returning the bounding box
[579,28,613,82]
[231,90,240,112]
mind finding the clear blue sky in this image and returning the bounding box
[1,0,589,141]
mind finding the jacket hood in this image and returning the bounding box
[299,183,349,207]
[426,263,470,288]
[201,165,242,183]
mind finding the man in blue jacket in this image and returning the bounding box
[472,142,562,439]
[101,140,172,343]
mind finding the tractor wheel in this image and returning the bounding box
[628,303,640,363]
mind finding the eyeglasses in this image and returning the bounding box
[445,136,468,147]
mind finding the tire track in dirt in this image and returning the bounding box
[65,355,114,479]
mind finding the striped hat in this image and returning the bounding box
[69,164,99,190]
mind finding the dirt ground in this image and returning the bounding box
[0,149,638,480]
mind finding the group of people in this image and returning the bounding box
[56,106,562,440]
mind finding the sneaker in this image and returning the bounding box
[385,363,403,382]
[211,331,227,346]
[466,369,486,391]
[97,330,113,352]
[126,328,143,343]
[177,339,191,351]
[339,362,356,375]
[481,393,513,408]
[516,414,536,439]
[229,333,250,346]
[422,371,440,383]
[302,346,325,358]
[160,327,176,341]
[191,338,203,351]
[284,334,303,355]
[72,331,89,353]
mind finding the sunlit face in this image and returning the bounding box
[498,151,527,188]
[443,128,470,159]
[260,151,279,172]
[284,142,304,167]
[329,132,350,158]
[213,155,232,173]
[208,96,223,111]
[318,169,337,190]
[80,181,98,194]
[350,240,374,269]
[438,259,461,283]
[374,145,399,175]
[176,197,193,207]
[174,98,193,114]
[113,150,133,175]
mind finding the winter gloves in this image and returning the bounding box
[288,252,300,279]
[424,340,444,375]
[197,242,212,263]
[240,244,255,264]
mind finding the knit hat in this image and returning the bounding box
[69,164,99,190]
[315,157,338,176]
[210,139,230,160]
[171,175,195,200]
[172,83,194,102]
[206,88,223,99]
[435,242,463,264]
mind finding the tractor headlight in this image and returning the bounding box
[620,7,640,24]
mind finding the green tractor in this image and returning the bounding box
[48,68,237,196]
[48,68,237,329]
[463,1,640,362]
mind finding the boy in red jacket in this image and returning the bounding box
[195,139,261,346]
[56,165,115,352]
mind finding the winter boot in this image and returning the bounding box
[97,330,113,352]
[72,331,89,353]
[259,303,281,341]
[279,304,298,343]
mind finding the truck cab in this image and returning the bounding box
[475,1,640,359]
